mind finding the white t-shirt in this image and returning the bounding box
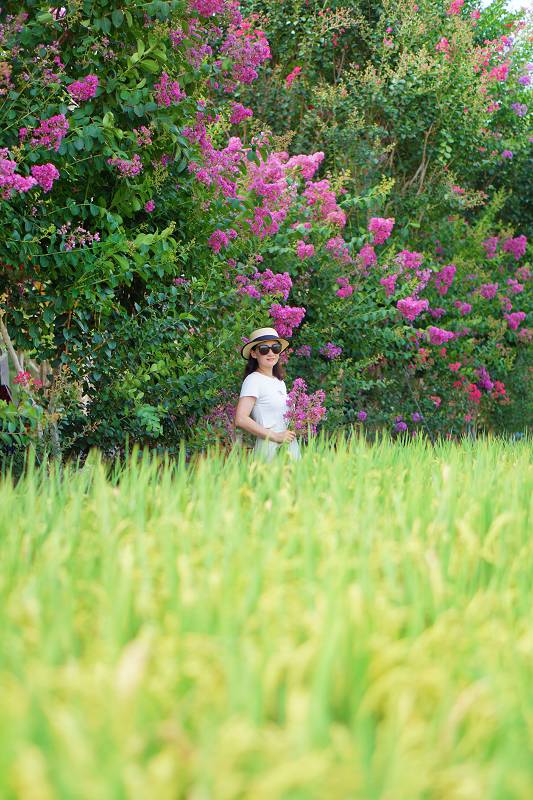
[239,371,300,460]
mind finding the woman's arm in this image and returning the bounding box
[235,396,295,444]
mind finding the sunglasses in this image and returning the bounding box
[255,342,282,355]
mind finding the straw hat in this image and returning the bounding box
[241,327,290,360]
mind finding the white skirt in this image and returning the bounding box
[253,436,301,462]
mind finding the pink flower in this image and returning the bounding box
[447,0,464,15]
[336,277,354,298]
[207,229,230,253]
[501,150,513,159]
[502,235,527,260]
[479,282,498,299]
[30,163,60,192]
[396,297,429,321]
[296,240,315,260]
[189,0,225,16]
[229,103,253,124]
[449,362,462,372]
[482,236,498,259]
[504,311,526,330]
[357,410,367,422]
[13,370,32,386]
[30,114,69,151]
[107,154,143,177]
[395,250,423,270]
[144,199,155,212]
[434,264,456,296]
[67,74,99,101]
[154,72,186,106]
[285,66,302,87]
[319,342,343,359]
[269,304,306,337]
[380,273,398,297]
[296,345,311,358]
[325,236,351,264]
[429,395,442,408]
[454,300,472,316]
[358,244,377,268]
[368,217,395,245]
[427,326,455,345]
[436,37,450,55]
[284,377,326,436]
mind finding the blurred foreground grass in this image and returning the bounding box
[0,435,532,800]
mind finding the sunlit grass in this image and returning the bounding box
[0,435,532,799]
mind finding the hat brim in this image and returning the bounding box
[241,335,290,360]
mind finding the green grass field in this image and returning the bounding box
[0,436,532,799]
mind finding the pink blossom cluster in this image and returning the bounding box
[286,66,302,87]
[144,199,155,212]
[134,126,153,147]
[499,295,512,312]
[186,126,243,198]
[296,240,315,260]
[434,264,456,295]
[506,278,524,294]
[429,307,446,318]
[325,236,351,264]
[319,342,343,359]
[504,311,526,330]
[30,163,60,192]
[479,282,498,299]
[203,398,237,443]
[436,37,450,57]
[207,227,237,253]
[284,377,326,436]
[447,0,464,15]
[0,149,36,196]
[57,222,100,251]
[395,250,423,270]
[368,217,395,245]
[169,27,186,48]
[397,296,429,321]
[296,345,311,358]
[269,304,306,337]
[502,235,527,260]
[285,151,324,180]
[219,22,271,90]
[516,265,530,282]
[189,0,225,15]
[230,102,253,124]
[454,300,472,316]
[154,72,186,106]
[25,113,69,151]
[511,103,528,118]
[475,367,494,392]
[303,179,346,227]
[427,326,455,345]
[336,277,354,298]
[358,244,377,269]
[482,236,498,258]
[67,74,99,101]
[237,269,292,301]
[107,154,143,177]
[380,273,399,297]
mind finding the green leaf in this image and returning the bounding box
[111,9,124,27]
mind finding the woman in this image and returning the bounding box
[235,327,300,461]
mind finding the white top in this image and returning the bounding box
[239,371,300,461]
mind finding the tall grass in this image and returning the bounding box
[0,435,532,799]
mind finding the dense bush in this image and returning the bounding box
[0,0,531,462]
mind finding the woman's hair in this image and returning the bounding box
[243,350,286,381]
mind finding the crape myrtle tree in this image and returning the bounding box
[0,0,531,461]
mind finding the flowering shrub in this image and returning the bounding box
[284,377,327,436]
[0,0,531,459]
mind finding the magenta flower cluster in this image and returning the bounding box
[319,342,343,359]
[284,377,326,436]
[296,240,315,260]
[107,154,143,177]
[336,277,354,298]
[154,72,186,107]
[0,149,36,196]
[397,296,429,321]
[427,326,455,346]
[269,304,306,337]
[502,235,527,260]
[30,163,60,192]
[25,114,69,151]
[368,217,395,245]
[67,74,99,101]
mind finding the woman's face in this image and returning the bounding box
[252,339,281,370]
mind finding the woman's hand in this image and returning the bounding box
[270,429,297,444]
